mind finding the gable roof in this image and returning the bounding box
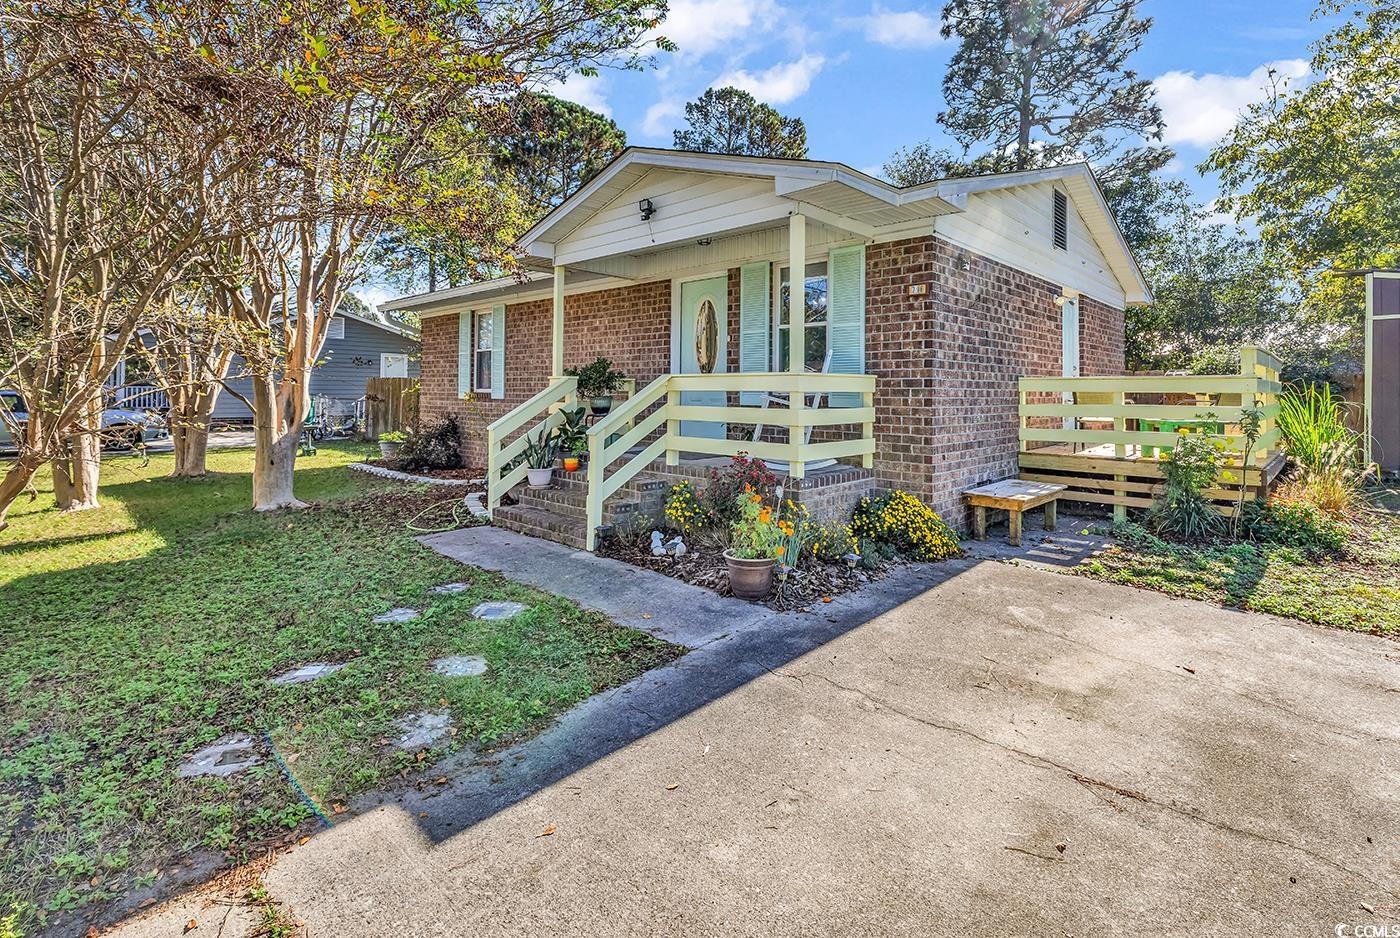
[386,148,1151,312]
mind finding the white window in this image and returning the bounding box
[380,353,409,378]
[473,312,493,393]
[774,262,829,372]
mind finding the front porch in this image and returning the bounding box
[486,370,878,551]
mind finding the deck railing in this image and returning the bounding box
[485,376,578,515]
[582,371,877,550]
[1016,347,1285,519]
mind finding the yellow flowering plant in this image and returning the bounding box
[664,481,714,533]
[851,490,960,562]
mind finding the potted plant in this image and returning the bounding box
[523,428,556,489]
[566,357,626,415]
[378,430,409,460]
[562,437,588,473]
[552,405,589,472]
[723,490,789,601]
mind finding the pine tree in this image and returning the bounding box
[673,87,807,159]
[938,0,1169,177]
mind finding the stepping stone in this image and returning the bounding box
[391,711,452,750]
[429,582,470,595]
[270,663,344,685]
[178,735,260,778]
[471,601,527,621]
[374,607,420,624]
[433,655,488,678]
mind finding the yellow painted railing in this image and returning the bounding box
[583,372,877,550]
[485,376,577,516]
[1016,346,1284,520]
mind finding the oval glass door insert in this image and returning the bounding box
[694,298,718,373]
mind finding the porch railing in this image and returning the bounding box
[1016,346,1284,519]
[107,383,170,412]
[583,372,876,550]
[485,376,577,515]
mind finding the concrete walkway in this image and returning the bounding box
[111,545,1399,936]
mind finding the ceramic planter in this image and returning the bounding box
[589,394,614,416]
[562,456,581,473]
[526,467,554,489]
[724,550,775,601]
[379,441,403,459]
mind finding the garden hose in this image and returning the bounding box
[404,494,480,534]
[261,730,335,829]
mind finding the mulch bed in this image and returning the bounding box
[597,535,894,612]
[363,458,485,482]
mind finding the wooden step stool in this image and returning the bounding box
[963,479,1066,547]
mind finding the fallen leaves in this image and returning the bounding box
[665,783,678,791]
[536,824,556,838]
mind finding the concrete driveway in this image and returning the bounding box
[115,557,1399,936]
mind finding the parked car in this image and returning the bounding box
[0,389,167,453]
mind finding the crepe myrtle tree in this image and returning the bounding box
[0,2,289,529]
[206,0,669,511]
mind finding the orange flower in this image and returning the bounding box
[758,507,772,524]
[775,545,785,556]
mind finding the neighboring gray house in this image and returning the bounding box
[212,307,420,423]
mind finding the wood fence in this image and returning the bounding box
[364,378,418,439]
[1017,347,1287,520]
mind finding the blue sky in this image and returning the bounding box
[548,0,1329,200]
[365,0,1334,307]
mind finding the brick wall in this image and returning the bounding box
[417,235,1126,531]
[419,279,675,465]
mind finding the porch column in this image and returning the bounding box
[786,211,806,479]
[551,265,565,379]
[787,213,806,372]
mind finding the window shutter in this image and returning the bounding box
[457,311,472,397]
[826,244,866,408]
[489,304,506,399]
[738,261,770,405]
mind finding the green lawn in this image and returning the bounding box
[1075,490,1400,637]
[0,444,681,935]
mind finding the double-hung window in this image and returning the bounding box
[473,312,494,393]
[774,261,829,372]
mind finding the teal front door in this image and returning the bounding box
[678,275,728,440]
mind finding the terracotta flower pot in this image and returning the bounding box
[724,550,775,601]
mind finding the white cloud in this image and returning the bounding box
[712,54,826,105]
[540,73,612,117]
[642,98,684,139]
[858,6,943,49]
[1154,59,1309,147]
[649,0,779,58]
[356,284,398,312]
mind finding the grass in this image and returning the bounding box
[1075,488,1400,636]
[0,444,681,935]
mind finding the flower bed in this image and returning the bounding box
[597,455,960,611]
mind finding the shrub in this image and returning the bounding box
[566,357,626,398]
[1242,498,1348,556]
[664,481,714,533]
[1147,430,1227,542]
[808,520,860,563]
[850,490,959,562]
[400,415,464,471]
[704,453,779,524]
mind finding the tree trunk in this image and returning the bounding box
[66,425,102,511]
[0,454,43,532]
[250,376,308,511]
[170,388,218,478]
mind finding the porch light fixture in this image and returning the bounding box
[696,237,712,246]
[638,198,656,221]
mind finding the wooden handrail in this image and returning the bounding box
[486,376,577,516]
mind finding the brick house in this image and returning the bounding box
[384,148,1151,549]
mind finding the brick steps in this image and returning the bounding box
[491,503,588,550]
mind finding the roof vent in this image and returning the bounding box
[1052,189,1068,251]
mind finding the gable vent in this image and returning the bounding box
[1052,189,1068,251]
